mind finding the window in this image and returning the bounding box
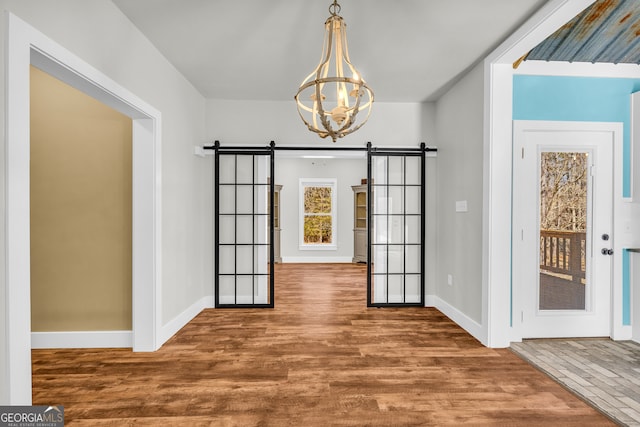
[299,178,337,250]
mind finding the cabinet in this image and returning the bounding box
[272,185,282,263]
[352,184,367,263]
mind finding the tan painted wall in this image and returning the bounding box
[30,66,132,331]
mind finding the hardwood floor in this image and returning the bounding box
[32,263,614,426]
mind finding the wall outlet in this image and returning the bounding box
[447,274,453,286]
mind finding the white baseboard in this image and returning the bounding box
[31,330,133,349]
[281,256,353,263]
[613,324,632,342]
[30,296,215,350]
[424,295,437,307]
[159,295,213,345]
[425,295,484,344]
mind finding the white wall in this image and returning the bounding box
[435,62,484,324]
[0,0,210,403]
[206,100,426,147]
[276,157,366,262]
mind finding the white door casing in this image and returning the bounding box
[5,13,162,404]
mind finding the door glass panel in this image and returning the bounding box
[235,155,254,184]
[236,186,253,214]
[388,157,404,184]
[387,245,404,273]
[405,157,421,185]
[405,275,421,303]
[539,151,588,311]
[218,276,236,305]
[388,186,404,214]
[218,186,236,214]
[405,187,421,214]
[405,216,421,244]
[219,215,235,244]
[373,186,388,215]
[373,157,388,184]
[387,276,403,303]
[219,246,235,275]
[373,246,387,273]
[388,217,404,244]
[236,276,254,304]
[405,245,421,273]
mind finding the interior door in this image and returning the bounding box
[215,146,275,308]
[513,121,613,338]
[368,146,425,307]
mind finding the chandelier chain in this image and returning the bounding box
[329,0,341,16]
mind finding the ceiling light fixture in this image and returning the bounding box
[295,0,374,142]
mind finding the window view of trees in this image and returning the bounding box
[538,152,588,310]
[303,186,333,244]
[540,152,587,232]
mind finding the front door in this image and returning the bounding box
[513,121,613,338]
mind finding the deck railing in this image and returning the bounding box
[539,230,586,284]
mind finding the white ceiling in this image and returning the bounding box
[112,0,547,103]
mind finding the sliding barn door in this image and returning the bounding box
[368,147,425,307]
[215,146,275,308]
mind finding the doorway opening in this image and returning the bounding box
[6,13,161,404]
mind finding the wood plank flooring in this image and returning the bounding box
[32,263,614,426]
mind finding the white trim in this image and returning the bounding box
[514,60,640,78]
[482,0,598,348]
[31,331,133,349]
[5,12,162,404]
[298,178,338,249]
[631,92,640,203]
[424,295,437,307]
[159,296,213,345]
[426,296,484,343]
[298,245,338,251]
[281,256,353,263]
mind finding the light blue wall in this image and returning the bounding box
[513,75,640,326]
[514,75,640,197]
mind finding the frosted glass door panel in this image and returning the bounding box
[387,276,404,303]
[405,275,421,303]
[405,216,421,244]
[373,157,388,184]
[373,246,387,273]
[218,276,236,305]
[405,157,421,185]
[387,245,404,273]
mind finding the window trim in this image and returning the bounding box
[299,178,338,251]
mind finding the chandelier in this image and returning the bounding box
[295,0,374,142]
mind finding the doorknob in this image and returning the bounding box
[602,234,609,241]
[601,248,614,255]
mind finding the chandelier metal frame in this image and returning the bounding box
[295,0,374,142]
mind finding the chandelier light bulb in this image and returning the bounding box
[295,0,374,142]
